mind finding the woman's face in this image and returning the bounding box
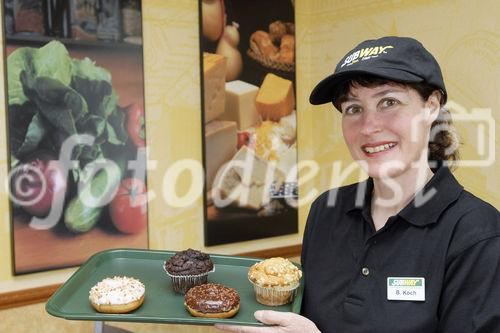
[340,82,439,179]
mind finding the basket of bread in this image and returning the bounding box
[248,20,295,72]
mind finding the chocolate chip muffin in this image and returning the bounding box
[163,249,214,294]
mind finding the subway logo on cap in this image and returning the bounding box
[340,45,394,68]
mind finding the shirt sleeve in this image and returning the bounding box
[438,233,500,332]
[300,191,327,316]
[300,191,325,268]
[300,199,314,268]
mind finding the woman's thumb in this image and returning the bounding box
[255,310,292,326]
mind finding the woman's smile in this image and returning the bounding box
[361,141,397,155]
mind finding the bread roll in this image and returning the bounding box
[269,20,287,41]
[278,34,295,64]
[250,31,278,59]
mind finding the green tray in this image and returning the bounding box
[45,248,303,326]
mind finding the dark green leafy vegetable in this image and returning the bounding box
[7,40,128,174]
[8,41,72,106]
[7,40,132,231]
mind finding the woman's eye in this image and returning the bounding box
[380,98,399,108]
[343,105,361,115]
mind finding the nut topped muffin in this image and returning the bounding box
[248,257,302,287]
[248,257,302,306]
[164,249,214,294]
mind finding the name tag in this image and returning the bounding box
[387,277,425,301]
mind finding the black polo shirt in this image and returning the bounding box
[301,167,500,333]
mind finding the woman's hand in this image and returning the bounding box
[214,310,321,333]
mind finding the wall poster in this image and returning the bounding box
[4,0,148,274]
[199,0,298,246]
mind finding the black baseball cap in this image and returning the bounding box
[309,36,447,106]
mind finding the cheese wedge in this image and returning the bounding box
[204,53,227,123]
[255,73,295,121]
[212,146,284,210]
[222,80,260,130]
[205,120,237,190]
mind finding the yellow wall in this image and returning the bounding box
[302,0,500,205]
[0,0,498,307]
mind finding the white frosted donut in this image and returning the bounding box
[89,276,145,313]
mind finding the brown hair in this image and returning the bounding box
[331,75,460,169]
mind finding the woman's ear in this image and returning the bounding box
[424,90,441,124]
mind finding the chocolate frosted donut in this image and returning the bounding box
[165,248,213,276]
[184,283,240,318]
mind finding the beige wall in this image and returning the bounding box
[0,0,498,331]
[302,0,500,204]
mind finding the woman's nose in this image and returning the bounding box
[359,110,382,136]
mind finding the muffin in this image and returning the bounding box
[248,257,302,306]
[164,248,214,294]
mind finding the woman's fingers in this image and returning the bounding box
[255,310,321,332]
[254,310,294,326]
[214,311,321,333]
[214,323,272,333]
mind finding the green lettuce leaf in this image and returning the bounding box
[78,114,107,142]
[7,47,35,105]
[32,41,72,86]
[17,113,47,156]
[8,102,38,157]
[100,92,118,119]
[7,40,128,183]
[21,73,88,133]
[71,76,114,117]
[105,109,128,145]
[7,41,72,106]
[71,57,112,83]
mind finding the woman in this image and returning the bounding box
[216,36,500,333]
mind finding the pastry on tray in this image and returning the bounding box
[248,257,302,306]
[89,276,145,313]
[184,283,240,318]
[164,248,215,294]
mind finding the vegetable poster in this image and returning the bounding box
[199,0,298,246]
[5,38,148,272]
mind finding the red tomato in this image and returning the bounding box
[12,151,67,217]
[126,103,145,147]
[237,131,250,149]
[109,178,147,234]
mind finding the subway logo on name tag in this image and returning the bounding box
[387,277,425,301]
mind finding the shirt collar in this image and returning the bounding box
[398,167,463,226]
[346,167,463,227]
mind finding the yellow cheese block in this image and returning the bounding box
[255,73,295,121]
[203,52,227,123]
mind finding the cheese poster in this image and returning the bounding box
[199,0,298,245]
